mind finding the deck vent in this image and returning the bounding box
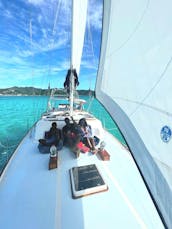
[70,164,108,198]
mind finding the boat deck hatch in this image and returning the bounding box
[70,164,108,198]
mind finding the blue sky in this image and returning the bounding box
[0,0,102,90]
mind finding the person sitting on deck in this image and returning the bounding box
[64,68,79,94]
[38,122,63,154]
[62,117,83,157]
[78,118,97,153]
[62,118,73,146]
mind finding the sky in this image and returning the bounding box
[0,0,102,90]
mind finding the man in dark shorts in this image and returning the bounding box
[38,122,63,153]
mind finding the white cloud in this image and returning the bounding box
[28,0,45,6]
[0,0,101,88]
[0,51,25,66]
[3,9,13,19]
[81,60,98,70]
[88,0,103,30]
[51,60,70,72]
[37,14,43,24]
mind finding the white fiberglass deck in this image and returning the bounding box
[0,129,163,229]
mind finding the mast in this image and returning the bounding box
[69,67,74,116]
[69,0,74,116]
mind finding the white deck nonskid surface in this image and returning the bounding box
[0,130,164,229]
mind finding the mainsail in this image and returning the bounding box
[69,0,88,115]
[71,0,88,75]
[96,0,172,227]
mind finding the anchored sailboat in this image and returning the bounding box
[0,0,170,228]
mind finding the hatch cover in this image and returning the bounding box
[70,164,108,198]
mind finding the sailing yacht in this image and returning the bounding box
[0,0,171,228]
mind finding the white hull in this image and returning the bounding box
[0,114,163,228]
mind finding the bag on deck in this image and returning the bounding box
[76,142,90,153]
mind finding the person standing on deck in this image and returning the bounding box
[64,68,79,94]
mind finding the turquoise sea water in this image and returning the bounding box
[0,96,126,173]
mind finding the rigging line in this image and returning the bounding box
[30,18,46,118]
[108,0,150,57]
[87,97,94,112]
[52,0,62,37]
[44,1,62,115]
[87,7,96,67]
[29,19,39,118]
[129,55,172,117]
[29,19,33,49]
[47,0,62,101]
[114,96,172,117]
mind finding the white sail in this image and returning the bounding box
[96,0,172,226]
[69,0,88,115]
[71,0,88,74]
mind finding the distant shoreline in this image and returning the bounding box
[0,86,94,96]
[0,94,46,97]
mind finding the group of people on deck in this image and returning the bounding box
[38,117,98,156]
[38,68,98,156]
